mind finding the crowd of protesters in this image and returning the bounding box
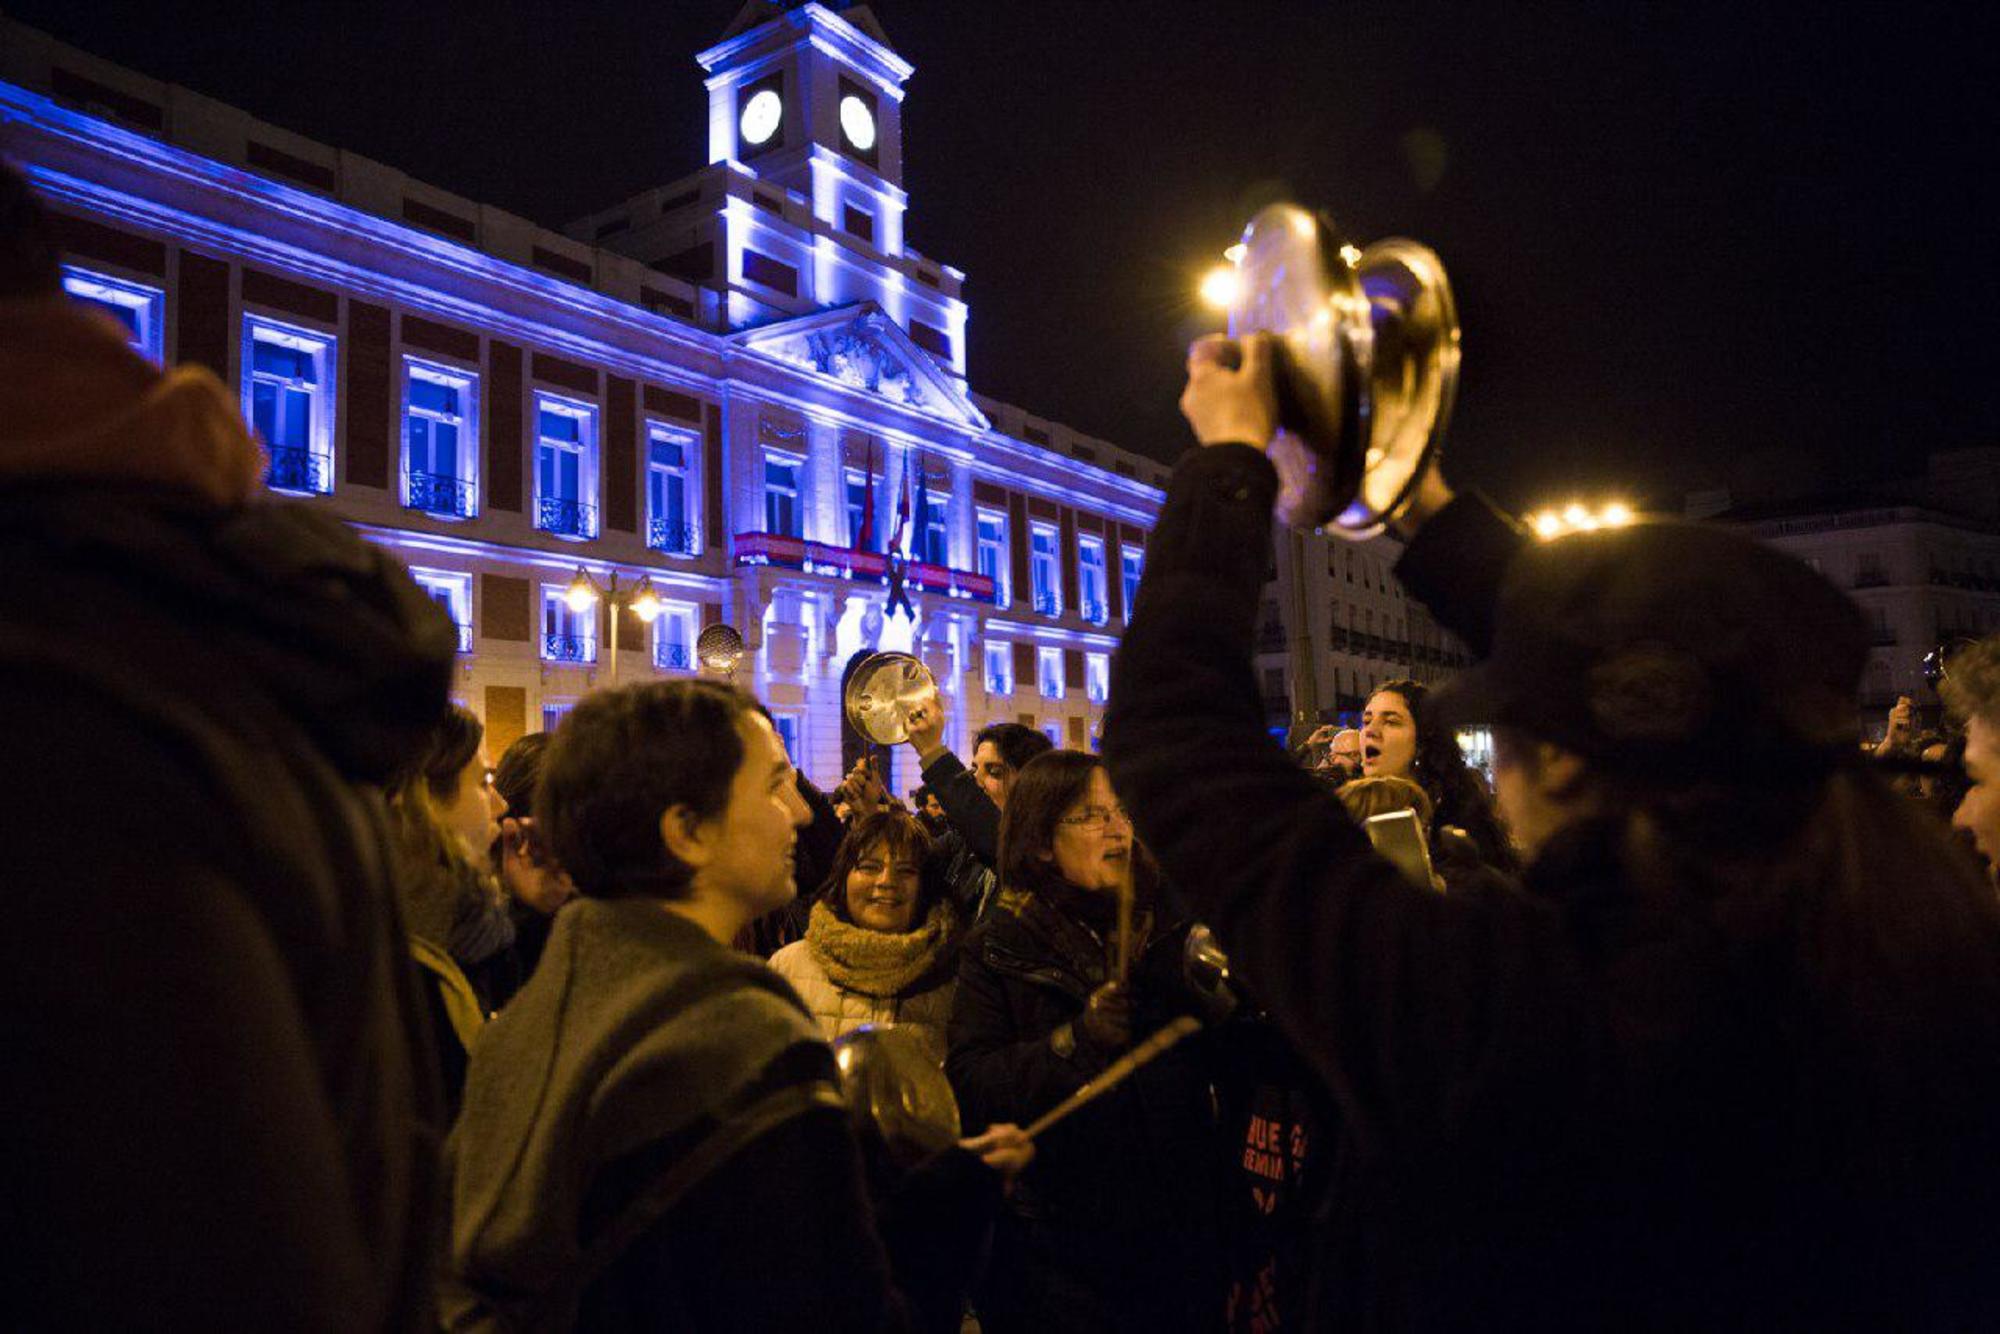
[12,152,2000,1333]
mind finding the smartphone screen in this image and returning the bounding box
[1365,810,1439,892]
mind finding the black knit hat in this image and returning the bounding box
[1432,521,1867,779]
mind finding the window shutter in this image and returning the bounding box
[1064,649,1084,689]
[604,375,637,534]
[346,300,391,488]
[1012,642,1036,685]
[485,340,523,511]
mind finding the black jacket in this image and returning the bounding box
[922,750,1002,922]
[1,484,451,1330]
[946,886,1225,1333]
[1105,445,2000,1331]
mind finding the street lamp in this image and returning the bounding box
[564,566,662,686]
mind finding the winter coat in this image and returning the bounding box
[1,298,449,1330]
[768,899,958,1063]
[1105,443,2000,1331]
[444,897,994,1333]
[946,884,1226,1334]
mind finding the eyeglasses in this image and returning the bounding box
[1058,804,1132,831]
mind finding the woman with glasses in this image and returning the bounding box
[769,810,961,1064]
[946,750,1225,1333]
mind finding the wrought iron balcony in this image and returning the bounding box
[648,518,699,556]
[1262,694,1292,719]
[1032,588,1061,616]
[1080,597,1108,625]
[450,621,473,655]
[536,496,598,539]
[543,633,595,664]
[405,470,474,518]
[1256,626,1289,653]
[985,674,1013,696]
[655,641,691,671]
[266,447,330,495]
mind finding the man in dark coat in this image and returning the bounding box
[1,165,449,1329]
[1104,333,2000,1330]
[444,681,1030,1332]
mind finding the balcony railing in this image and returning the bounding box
[536,496,598,539]
[450,621,473,654]
[648,518,699,556]
[1262,694,1292,719]
[1256,627,1288,653]
[1032,588,1061,616]
[985,674,1013,696]
[267,447,330,495]
[729,533,998,604]
[655,641,691,671]
[405,470,475,518]
[543,633,596,664]
[1853,571,1889,589]
[1080,596,1108,625]
[1869,628,1898,647]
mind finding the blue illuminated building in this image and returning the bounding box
[1,2,1171,785]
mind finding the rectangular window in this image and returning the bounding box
[1030,523,1061,616]
[403,360,478,518]
[985,641,1014,695]
[909,319,952,361]
[411,569,473,654]
[541,697,578,732]
[540,585,597,664]
[646,427,697,555]
[770,712,803,763]
[1038,646,1064,700]
[846,469,873,549]
[920,491,949,566]
[63,267,164,361]
[533,395,598,538]
[1042,721,1063,749]
[977,510,1011,607]
[653,604,697,671]
[742,248,799,297]
[764,454,803,537]
[243,318,335,495]
[1121,545,1144,617]
[843,203,875,243]
[1086,652,1110,705]
[1078,535,1108,624]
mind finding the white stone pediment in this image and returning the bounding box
[732,303,988,430]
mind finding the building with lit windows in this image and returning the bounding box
[1255,527,1474,742]
[1691,448,2000,732]
[2,2,1174,791]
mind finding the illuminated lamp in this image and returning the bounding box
[565,568,599,613]
[1199,266,1241,310]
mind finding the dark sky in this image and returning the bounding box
[18,0,1999,509]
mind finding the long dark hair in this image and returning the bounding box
[1374,678,1515,870]
[817,810,939,926]
[997,749,1159,902]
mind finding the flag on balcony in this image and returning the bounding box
[854,437,875,553]
[913,453,931,564]
[889,450,912,557]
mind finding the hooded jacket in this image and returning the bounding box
[1,298,453,1329]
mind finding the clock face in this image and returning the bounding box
[839,95,877,151]
[740,89,783,147]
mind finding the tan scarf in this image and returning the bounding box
[805,898,958,999]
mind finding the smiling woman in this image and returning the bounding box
[769,810,962,1064]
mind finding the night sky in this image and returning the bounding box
[15,0,1998,510]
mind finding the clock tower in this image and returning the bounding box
[700,2,911,259]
